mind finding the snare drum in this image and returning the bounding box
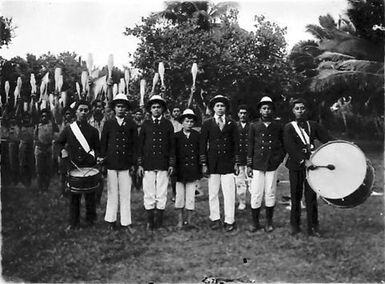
[67,167,101,194]
[306,140,374,208]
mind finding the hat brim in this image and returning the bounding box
[146,99,167,111]
[110,99,130,109]
[178,114,197,123]
[209,97,229,110]
[257,101,275,110]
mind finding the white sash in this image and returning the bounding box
[291,121,311,146]
[70,122,95,157]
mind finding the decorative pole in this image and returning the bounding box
[140,79,146,109]
[124,69,130,95]
[106,54,114,102]
[81,70,88,100]
[151,73,159,95]
[158,62,165,95]
[5,81,10,105]
[188,63,198,108]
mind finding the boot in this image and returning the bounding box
[176,209,183,229]
[154,209,164,229]
[146,209,155,231]
[265,206,274,233]
[248,208,262,232]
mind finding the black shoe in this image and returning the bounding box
[290,226,301,236]
[210,220,222,230]
[85,220,95,227]
[122,225,136,234]
[224,222,236,233]
[308,227,321,237]
[65,224,80,231]
[248,223,263,233]
[264,224,274,233]
[106,221,117,231]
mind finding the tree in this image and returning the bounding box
[0,16,16,48]
[124,2,295,120]
[289,0,384,137]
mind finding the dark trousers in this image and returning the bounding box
[35,146,52,191]
[289,169,318,231]
[69,192,96,226]
[19,141,34,187]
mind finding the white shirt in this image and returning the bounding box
[116,116,124,126]
[152,115,162,123]
[214,114,226,125]
[240,122,246,128]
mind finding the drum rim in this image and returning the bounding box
[306,140,372,205]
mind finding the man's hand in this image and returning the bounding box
[304,159,314,168]
[168,166,174,176]
[137,166,144,178]
[202,164,208,176]
[61,149,69,158]
[234,164,240,176]
[96,157,104,164]
[129,166,135,176]
[247,166,253,178]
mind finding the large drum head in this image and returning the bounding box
[307,140,367,199]
[69,167,99,177]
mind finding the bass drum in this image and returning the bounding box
[306,140,374,208]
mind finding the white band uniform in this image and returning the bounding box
[249,170,278,208]
[143,170,169,210]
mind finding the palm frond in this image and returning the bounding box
[317,51,355,62]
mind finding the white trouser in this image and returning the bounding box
[143,170,169,210]
[208,173,236,224]
[175,181,197,210]
[249,170,278,209]
[235,165,249,205]
[104,169,132,226]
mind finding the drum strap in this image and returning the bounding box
[291,121,311,147]
[69,122,95,157]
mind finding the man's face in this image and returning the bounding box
[76,104,90,122]
[64,111,72,122]
[213,102,226,116]
[238,109,248,122]
[150,103,163,118]
[95,102,104,113]
[41,113,49,123]
[114,103,127,118]
[182,117,195,131]
[260,104,273,119]
[134,111,143,121]
[172,108,181,119]
[292,103,306,120]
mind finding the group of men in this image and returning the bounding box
[2,92,331,237]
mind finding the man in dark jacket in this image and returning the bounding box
[247,97,285,233]
[56,100,100,230]
[235,105,250,211]
[200,95,240,233]
[283,98,332,237]
[174,109,202,229]
[137,95,175,231]
[99,94,137,233]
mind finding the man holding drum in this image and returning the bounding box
[56,100,100,230]
[283,98,332,237]
[99,94,138,233]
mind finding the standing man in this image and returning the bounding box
[169,106,182,201]
[247,97,286,233]
[19,112,35,188]
[34,108,59,192]
[235,105,250,211]
[174,109,202,229]
[283,98,331,237]
[99,94,137,233]
[132,108,144,191]
[137,95,175,231]
[89,99,107,204]
[200,95,240,233]
[56,100,100,230]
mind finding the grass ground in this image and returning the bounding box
[2,139,384,283]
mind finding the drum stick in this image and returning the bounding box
[70,160,82,172]
[309,164,335,170]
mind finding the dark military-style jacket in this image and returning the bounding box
[236,121,250,166]
[247,119,285,171]
[175,129,202,182]
[283,120,332,170]
[200,116,240,175]
[100,117,137,170]
[137,117,175,171]
[55,121,100,167]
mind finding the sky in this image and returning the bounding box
[1,0,348,68]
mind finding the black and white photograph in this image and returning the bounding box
[1,0,384,282]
